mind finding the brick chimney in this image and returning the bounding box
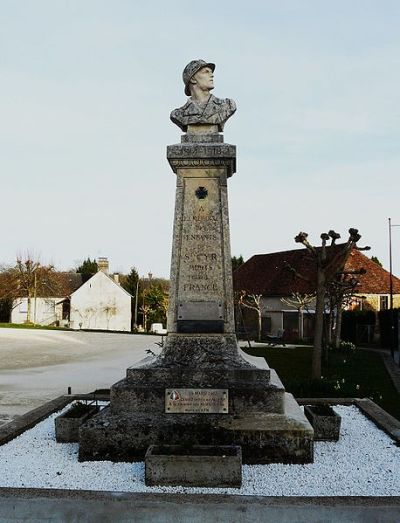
[97,257,109,275]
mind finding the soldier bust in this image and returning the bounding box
[170,60,236,132]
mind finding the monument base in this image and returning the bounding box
[78,336,314,464]
[79,393,312,464]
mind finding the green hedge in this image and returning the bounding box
[378,308,399,349]
[341,310,376,344]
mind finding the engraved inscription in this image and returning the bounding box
[165,389,229,414]
[170,158,233,168]
[178,176,224,301]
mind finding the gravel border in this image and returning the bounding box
[0,401,399,496]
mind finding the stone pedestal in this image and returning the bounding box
[166,132,236,337]
[145,444,242,488]
[304,405,341,441]
[79,129,313,464]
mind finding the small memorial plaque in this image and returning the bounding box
[165,388,228,414]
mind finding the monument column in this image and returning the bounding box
[159,60,242,366]
[166,128,236,336]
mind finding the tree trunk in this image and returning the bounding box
[334,307,343,349]
[257,311,262,342]
[326,303,333,345]
[26,295,32,323]
[298,309,304,340]
[312,269,326,380]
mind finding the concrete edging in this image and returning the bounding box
[0,489,399,522]
[297,397,400,445]
[0,393,109,447]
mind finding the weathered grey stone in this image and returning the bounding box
[145,445,242,488]
[165,148,236,335]
[55,404,100,443]
[110,366,284,416]
[79,393,313,464]
[167,143,236,176]
[181,125,224,144]
[170,60,236,132]
[156,335,253,367]
[171,95,236,133]
[304,405,341,441]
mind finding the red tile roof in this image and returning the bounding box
[233,247,400,296]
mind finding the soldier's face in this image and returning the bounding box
[192,67,214,91]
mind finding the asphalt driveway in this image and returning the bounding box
[0,328,161,423]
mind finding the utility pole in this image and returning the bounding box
[134,278,139,330]
[388,218,400,364]
[33,271,37,325]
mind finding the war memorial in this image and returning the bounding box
[79,60,314,466]
[1,60,400,522]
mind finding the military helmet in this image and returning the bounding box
[182,59,215,96]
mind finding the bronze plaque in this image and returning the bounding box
[165,388,228,414]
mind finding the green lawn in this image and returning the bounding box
[243,345,400,421]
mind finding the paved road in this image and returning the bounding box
[0,329,161,423]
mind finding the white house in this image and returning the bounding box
[10,272,82,326]
[70,260,132,332]
[11,297,65,326]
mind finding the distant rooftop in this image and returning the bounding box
[233,247,400,296]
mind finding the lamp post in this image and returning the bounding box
[388,218,400,362]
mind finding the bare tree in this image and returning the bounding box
[281,292,315,341]
[327,268,366,348]
[294,229,368,379]
[140,303,153,331]
[238,291,263,342]
[0,255,62,324]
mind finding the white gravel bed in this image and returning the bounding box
[0,404,399,496]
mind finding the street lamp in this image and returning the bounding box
[388,217,400,361]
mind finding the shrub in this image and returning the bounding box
[328,340,356,354]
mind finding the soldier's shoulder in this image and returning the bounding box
[211,95,236,110]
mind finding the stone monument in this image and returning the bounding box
[79,60,313,464]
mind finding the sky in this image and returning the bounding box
[1,1,400,278]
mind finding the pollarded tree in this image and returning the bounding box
[281,292,315,341]
[327,268,366,349]
[294,228,368,379]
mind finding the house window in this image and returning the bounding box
[19,300,28,313]
[380,296,389,311]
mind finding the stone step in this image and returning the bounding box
[110,372,285,415]
[125,364,271,386]
[79,393,313,465]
